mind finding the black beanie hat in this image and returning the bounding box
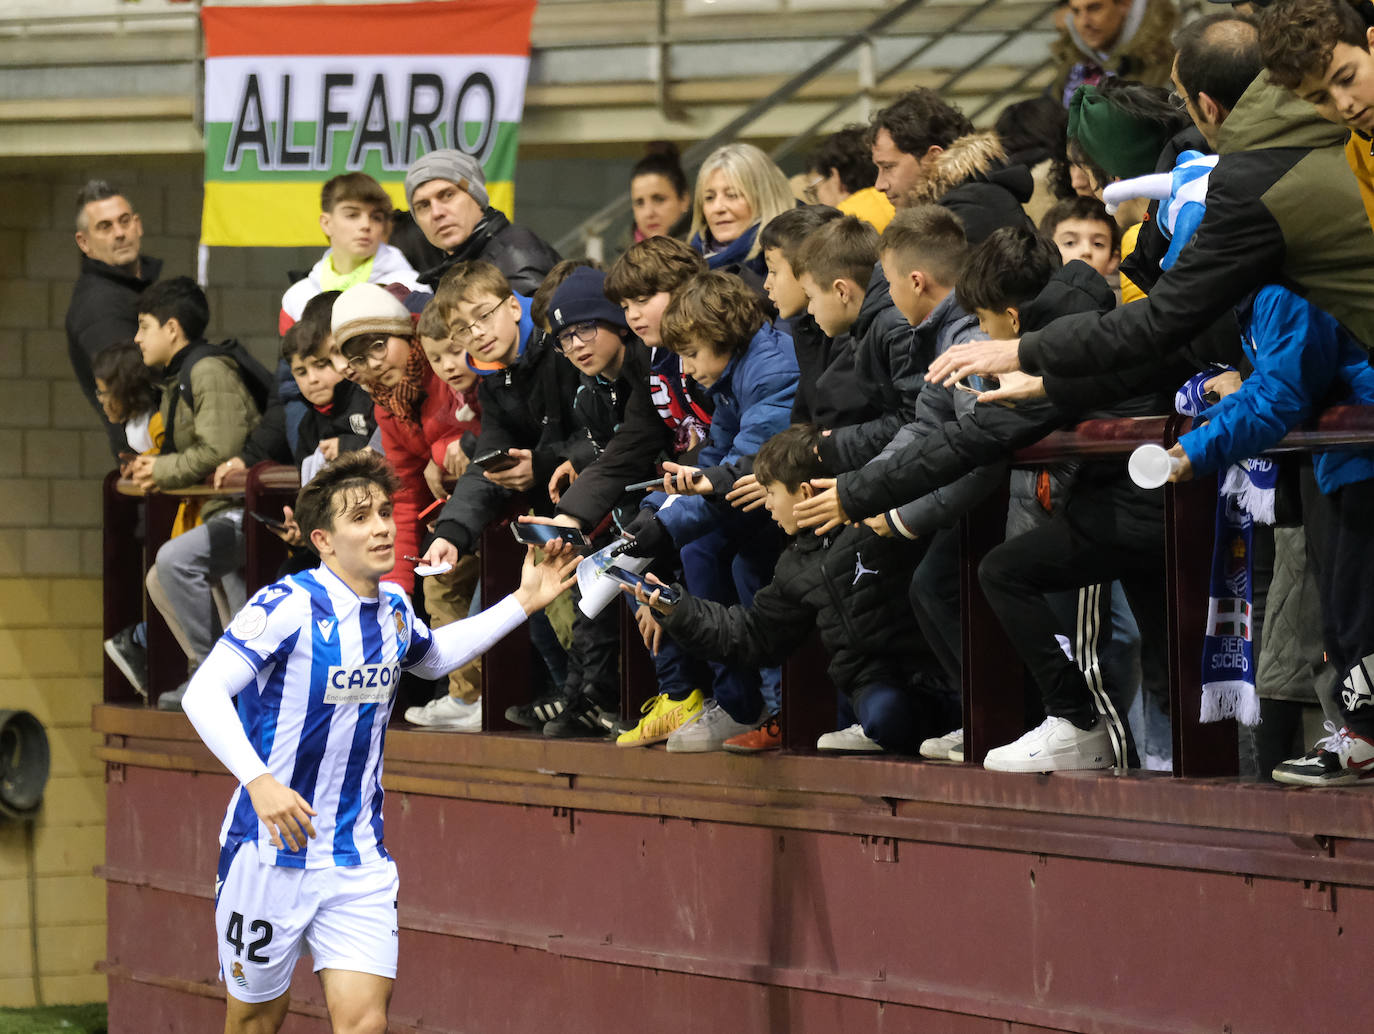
[548,267,629,338]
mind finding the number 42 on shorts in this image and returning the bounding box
[225,911,274,962]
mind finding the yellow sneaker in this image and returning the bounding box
[615,690,706,747]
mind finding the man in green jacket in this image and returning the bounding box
[928,13,1374,400]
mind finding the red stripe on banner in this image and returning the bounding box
[202,0,536,59]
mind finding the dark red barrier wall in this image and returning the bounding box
[99,710,1373,1034]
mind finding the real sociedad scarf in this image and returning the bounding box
[1176,371,1272,725]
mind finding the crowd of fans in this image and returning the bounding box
[72,0,1374,787]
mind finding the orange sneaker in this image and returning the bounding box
[723,715,782,753]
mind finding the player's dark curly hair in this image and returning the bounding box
[295,450,401,541]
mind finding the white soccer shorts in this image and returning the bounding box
[214,846,400,1003]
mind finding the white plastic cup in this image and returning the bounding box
[1128,443,1181,489]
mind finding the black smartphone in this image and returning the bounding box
[510,522,593,551]
[249,510,288,533]
[473,449,520,473]
[605,567,679,604]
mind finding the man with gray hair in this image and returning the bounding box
[404,149,559,293]
[65,180,162,455]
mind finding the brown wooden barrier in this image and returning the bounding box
[102,406,1374,772]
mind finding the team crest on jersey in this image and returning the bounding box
[229,605,269,642]
[231,961,248,989]
[393,610,407,641]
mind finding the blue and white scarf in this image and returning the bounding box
[1176,371,1272,724]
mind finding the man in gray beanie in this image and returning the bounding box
[405,148,560,294]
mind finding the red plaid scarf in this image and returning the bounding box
[371,338,428,427]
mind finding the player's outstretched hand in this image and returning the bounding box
[245,773,318,852]
[513,545,579,615]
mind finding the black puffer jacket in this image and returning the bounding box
[417,208,561,295]
[555,340,692,529]
[836,261,1179,522]
[936,162,1035,245]
[566,364,641,534]
[816,265,926,472]
[433,330,582,553]
[789,313,881,430]
[65,253,163,455]
[659,524,936,695]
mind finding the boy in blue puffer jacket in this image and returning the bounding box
[1167,284,1374,786]
[621,271,798,752]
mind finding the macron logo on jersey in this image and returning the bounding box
[324,663,400,704]
[316,618,336,640]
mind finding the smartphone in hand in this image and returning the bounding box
[510,522,592,551]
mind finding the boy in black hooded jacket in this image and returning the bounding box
[626,424,956,754]
[797,227,1194,772]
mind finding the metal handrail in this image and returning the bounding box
[555,0,1057,256]
[774,0,1049,161]
[553,0,934,255]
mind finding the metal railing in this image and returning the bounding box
[554,0,1056,257]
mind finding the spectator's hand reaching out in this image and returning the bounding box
[421,537,460,570]
[318,437,340,462]
[485,448,535,491]
[863,514,894,538]
[793,478,849,534]
[975,371,1045,406]
[634,603,664,655]
[725,473,767,511]
[548,459,577,503]
[927,339,1022,387]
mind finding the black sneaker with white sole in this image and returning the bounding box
[505,694,570,730]
[104,624,148,700]
[542,692,619,739]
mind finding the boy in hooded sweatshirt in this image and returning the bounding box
[618,271,798,753]
[279,173,423,334]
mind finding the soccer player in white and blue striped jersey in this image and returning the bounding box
[181,451,577,1034]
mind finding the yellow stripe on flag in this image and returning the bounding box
[201,180,516,248]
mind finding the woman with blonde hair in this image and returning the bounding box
[689,142,795,276]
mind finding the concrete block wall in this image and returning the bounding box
[0,158,319,1009]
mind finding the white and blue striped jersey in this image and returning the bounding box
[213,562,434,870]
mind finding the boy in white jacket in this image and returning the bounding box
[279,172,423,334]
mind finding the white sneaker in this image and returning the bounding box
[405,695,482,731]
[983,716,1111,773]
[919,727,963,760]
[816,724,883,752]
[666,699,760,753]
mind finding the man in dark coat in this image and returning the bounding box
[65,180,162,456]
[403,149,560,295]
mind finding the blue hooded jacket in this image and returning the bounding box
[654,321,797,544]
[1179,285,1374,494]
